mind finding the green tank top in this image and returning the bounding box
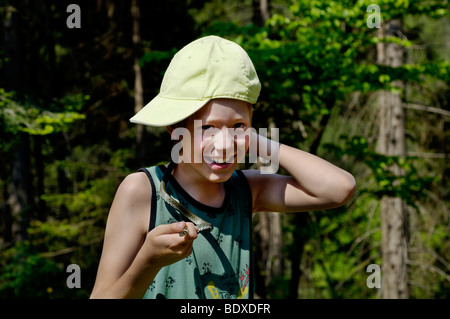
[139,164,254,299]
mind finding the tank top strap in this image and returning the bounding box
[138,165,167,232]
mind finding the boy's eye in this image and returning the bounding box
[233,123,246,129]
[202,125,214,131]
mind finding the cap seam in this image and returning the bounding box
[158,93,255,103]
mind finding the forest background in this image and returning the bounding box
[0,0,448,299]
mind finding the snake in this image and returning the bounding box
[159,161,213,236]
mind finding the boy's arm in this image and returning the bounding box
[243,133,356,213]
[90,173,197,299]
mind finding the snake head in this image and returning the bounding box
[197,223,213,233]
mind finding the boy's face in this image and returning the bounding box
[177,98,252,183]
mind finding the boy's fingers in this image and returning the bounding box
[152,221,186,236]
[179,223,198,240]
[152,221,198,241]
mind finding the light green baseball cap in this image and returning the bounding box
[130,35,261,127]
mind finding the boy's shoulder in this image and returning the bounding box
[117,172,153,204]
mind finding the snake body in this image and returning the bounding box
[160,162,213,235]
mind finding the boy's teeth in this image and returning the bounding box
[207,155,234,164]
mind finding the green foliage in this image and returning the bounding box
[140,49,177,67]
[323,136,435,209]
[0,244,86,298]
[0,89,86,136]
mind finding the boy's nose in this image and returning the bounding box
[213,128,234,155]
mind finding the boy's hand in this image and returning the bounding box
[248,130,280,174]
[144,221,198,269]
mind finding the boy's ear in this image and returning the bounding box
[167,125,175,135]
[167,118,188,138]
[167,125,183,141]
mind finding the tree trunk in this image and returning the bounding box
[8,133,32,242]
[288,102,331,298]
[4,1,32,242]
[266,212,283,284]
[33,135,46,221]
[253,211,283,295]
[254,186,284,292]
[251,1,282,297]
[376,20,410,299]
[288,213,309,298]
[131,0,145,166]
[253,212,268,298]
[252,0,271,27]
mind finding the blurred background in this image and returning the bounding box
[0,0,448,299]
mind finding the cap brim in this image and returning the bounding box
[130,95,211,127]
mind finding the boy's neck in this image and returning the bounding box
[171,163,226,209]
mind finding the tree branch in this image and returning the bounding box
[403,103,450,117]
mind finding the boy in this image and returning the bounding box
[90,36,355,299]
